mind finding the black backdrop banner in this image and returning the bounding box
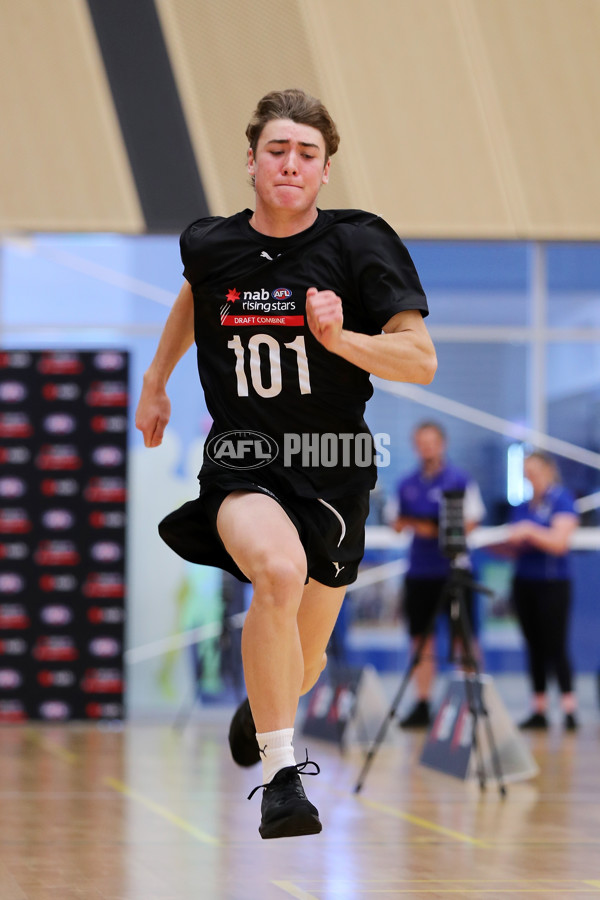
[0,350,128,722]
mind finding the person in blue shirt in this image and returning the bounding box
[393,421,485,727]
[504,451,579,730]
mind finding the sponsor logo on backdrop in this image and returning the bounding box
[0,669,22,689]
[34,540,80,566]
[33,636,78,662]
[41,509,76,531]
[85,702,122,719]
[0,542,29,561]
[0,477,27,498]
[0,509,32,534]
[0,381,27,402]
[0,700,26,722]
[92,445,124,467]
[89,637,121,658]
[39,574,78,593]
[90,414,127,433]
[88,511,126,529]
[81,668,123,693]
[0,573,25,594]
[42,382,81,401]
[0,446,30,465]
[38,670,76,688]
[86,381,128,407]
[40,605,73,626]
[43,413,76,434]
[90,541,123,562]
[93,352,126,371]
[0,604,30,629]
[0,412,33,438]
[39,701,71,720]
[40,478,79,497]
[87,606,124,625]
[38,352,83,375]
[0,352,32,369]
[82,573,125,598]
[36,444,82,470]
[84,477,126,503]
[0,638,27,656]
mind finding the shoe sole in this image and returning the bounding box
[228,734,260,767]
[228,701,260,767]
[259,813,322,840]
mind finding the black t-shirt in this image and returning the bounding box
[181,208,428,500]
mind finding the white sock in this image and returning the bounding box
[255,728,296,784]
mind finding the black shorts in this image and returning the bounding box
[158,477,370,588]
[403,576,475,638]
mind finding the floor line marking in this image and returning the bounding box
[103,776,220,846]
[354,795,491,848]
[272,890,600,896]
[26,729,79,765]
[272,882,320,900]
[273,881,600,885]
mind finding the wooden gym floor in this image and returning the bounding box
[1,686,599,900]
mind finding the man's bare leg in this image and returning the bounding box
[216,491,307,734]
[218,492,325,839]
[297,578,347,695]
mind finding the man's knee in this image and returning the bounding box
[301,651,327,695]
[250,555,307,611]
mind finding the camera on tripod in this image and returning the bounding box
[439,488,467,559]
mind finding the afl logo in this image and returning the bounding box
[0,669,22,688]
[272,287,292,300]
[0,478,26,498]
[206,430,278,470]
[0,382,27,402]
[89,637,121,658]
[40,605,73,626]
[92,446,124,467]
[44,413,76,434]
[42,509,75,530]
[39,701,71,720]
[90,541,123,562]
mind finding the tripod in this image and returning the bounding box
[353,557,507,797]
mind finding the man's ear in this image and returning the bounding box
[247,147,255,177]
[322,158,331,185]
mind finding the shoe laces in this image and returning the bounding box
[247,750,320,800]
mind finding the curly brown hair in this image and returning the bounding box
[245,88,340,161]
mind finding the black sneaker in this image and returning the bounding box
[564,712,578,731]
[248,755,322,839]
[399,700,431,729]
[228,698,260,767]
[518,712,548,730]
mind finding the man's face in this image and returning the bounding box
[413,428,446,466]
[248,118,330,216]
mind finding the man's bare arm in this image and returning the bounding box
[135,281,195,448]
[305,289,437,384]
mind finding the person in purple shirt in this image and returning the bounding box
[503,451,579,730]
[393,421,485,727]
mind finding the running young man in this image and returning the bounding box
[136,89,437,839]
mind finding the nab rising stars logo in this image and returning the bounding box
[221,286,301,328]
